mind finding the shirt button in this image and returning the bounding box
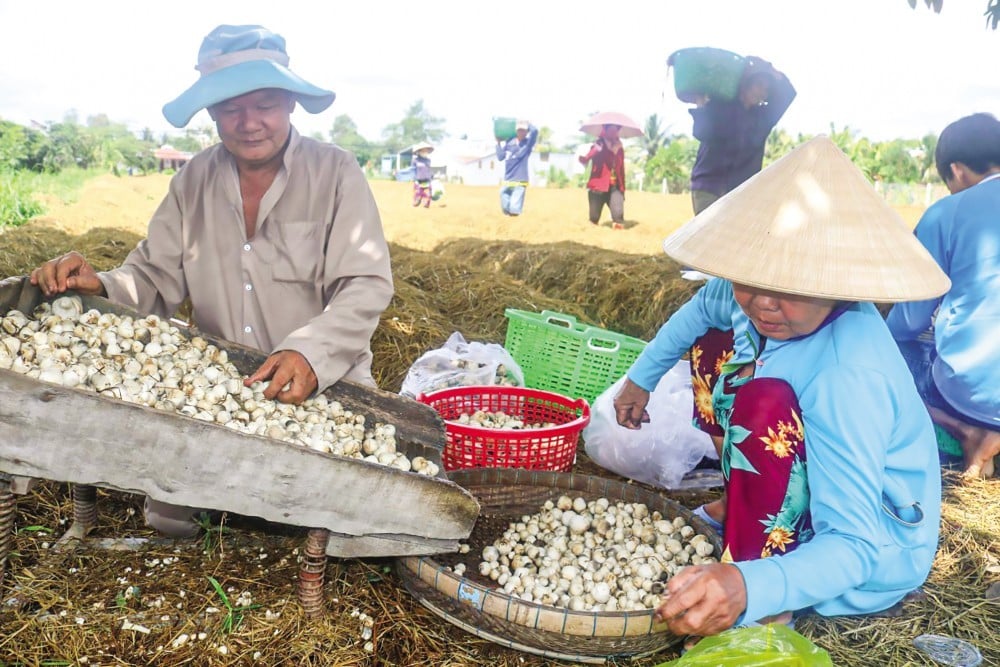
[243,243,251,252]
[245,283,253,291]
[244,326,253,333]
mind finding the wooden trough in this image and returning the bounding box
[0,276,480,615]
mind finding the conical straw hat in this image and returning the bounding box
[663,136,950,302]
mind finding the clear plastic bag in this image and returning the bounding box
[583,361,716,489]
[912,634,983,667]
[657,624,834,666]
[400,332,524,398]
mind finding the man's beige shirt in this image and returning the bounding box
[99,129,393,390]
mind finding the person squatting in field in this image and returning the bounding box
[887,112,1000,479]
[613,137,946,641]
[29,23,393,538]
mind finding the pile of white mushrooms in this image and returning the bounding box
[471,495,717,612]
[0,296,438,476]
[450,410,556,430]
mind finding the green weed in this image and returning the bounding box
[207,576,260,634]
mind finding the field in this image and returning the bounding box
[0,173,995,666]
[29,175,929,249]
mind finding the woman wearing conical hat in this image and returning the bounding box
[613,137,948,639]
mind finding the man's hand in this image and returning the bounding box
[654,564,747,637]
[613,377,651,429]
[245,350,318,405]
[29,251,104,297]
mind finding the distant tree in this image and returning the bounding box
[0,120,49,171]
[917,133,938,182]
[870,139,924,183]
[117,133,157,175]
[381,99,445,153]
[41,120,87,171]
[763,128,798,166]
[193,124,218,148]
[330,114,377,166]
[169,134,202,153]
[644,135,698,194]
[639,114,670,160]
[908,0,1000,29]
[535,126,556,154]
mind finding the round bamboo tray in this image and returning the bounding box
[396,468,724,663]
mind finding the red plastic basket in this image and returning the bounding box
[415,386,590,472]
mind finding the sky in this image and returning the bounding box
[1,1,998,147]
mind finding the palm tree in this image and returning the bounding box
[640,114,670,161]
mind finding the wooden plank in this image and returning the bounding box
[0,372,478,550]
[0,276,480,557]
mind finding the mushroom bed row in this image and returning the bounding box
[0,296,438,476]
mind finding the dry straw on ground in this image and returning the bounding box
[434,239,699,341]
[0,177,997,666]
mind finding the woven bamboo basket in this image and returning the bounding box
[396,468,724,663]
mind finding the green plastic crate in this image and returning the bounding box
[503,309,647,405]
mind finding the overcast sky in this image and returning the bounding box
[1,1,997,145]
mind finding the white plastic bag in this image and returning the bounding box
[583,360,716,489]
[431,179,445,201]
[400,332,525,398]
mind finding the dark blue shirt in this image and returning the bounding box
[413,154,433,182]
[689,76,796,196]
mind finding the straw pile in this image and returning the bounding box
[0,224,997,666]
[434,239,701,341]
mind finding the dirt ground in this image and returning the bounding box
[34,174,927,254]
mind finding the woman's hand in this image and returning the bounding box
[654,564,747,637]
[29,251,104,297]
[613,377,651,429]
[245,350,319,405]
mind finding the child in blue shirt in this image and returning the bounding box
[887,112,1000,478]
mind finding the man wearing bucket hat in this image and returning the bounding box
[496,120,538,216]
[29,24,393,537]
[612,137,947,638]
[887,112,1000,479]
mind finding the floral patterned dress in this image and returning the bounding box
[690,328,813,564]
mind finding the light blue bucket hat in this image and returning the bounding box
[162,24,335,128]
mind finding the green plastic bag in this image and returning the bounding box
[657,624,834,667]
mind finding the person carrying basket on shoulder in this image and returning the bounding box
[496,119,538,216]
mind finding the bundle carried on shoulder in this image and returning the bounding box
[667,46,747,103]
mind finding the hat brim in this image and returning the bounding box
[162,60,335,128]
[661,136,951,303]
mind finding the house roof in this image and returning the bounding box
[153,146,193,161]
